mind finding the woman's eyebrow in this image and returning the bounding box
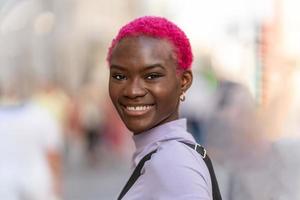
[110,64,127,71]
[143,64,166,71]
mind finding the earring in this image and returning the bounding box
[180,91,185,102]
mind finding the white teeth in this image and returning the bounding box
[126,105,152,111]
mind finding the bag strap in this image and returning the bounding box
[117,149,157,200]
[180,141,222,200]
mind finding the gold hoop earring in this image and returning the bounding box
[180,91,185,102]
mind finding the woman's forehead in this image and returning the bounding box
[110,36,176,66]
[114,36,174,52]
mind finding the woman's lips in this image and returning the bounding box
[121,104,155,116]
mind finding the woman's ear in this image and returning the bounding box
[180,70,193,92]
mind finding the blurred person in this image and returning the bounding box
[203,80,277,200]
[64,95,86,166]
[0,69,63,200]
[107,16,222,200]
[203,81,258,160]
[33,81,70,165]
[78,86,105,165]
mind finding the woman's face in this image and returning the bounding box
[109,36,192,134]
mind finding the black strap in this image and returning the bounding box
[117,142,222,200]
[117,150,157,200]
[180,142,222,200]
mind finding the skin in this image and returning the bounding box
[109,36,193,134]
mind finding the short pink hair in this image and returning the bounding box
[107,16,193,71]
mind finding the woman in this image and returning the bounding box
[107,16,221,200]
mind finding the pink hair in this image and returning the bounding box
[107,16,193,71]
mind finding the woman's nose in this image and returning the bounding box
[123,78,146,99]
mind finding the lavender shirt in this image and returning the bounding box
[122,118,212,200]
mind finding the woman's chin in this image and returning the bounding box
[125,121,153,135]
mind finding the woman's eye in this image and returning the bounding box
[145,73,162,80]
[112,74,127,80]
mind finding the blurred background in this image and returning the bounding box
[0,0,300,199]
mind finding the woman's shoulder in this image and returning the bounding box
[146,140,209,175]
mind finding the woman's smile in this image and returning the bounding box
[121,103,155,117]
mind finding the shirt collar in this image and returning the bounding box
[132,118,195,166]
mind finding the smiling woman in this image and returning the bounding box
[109,36,184,134]
[107,16,221,200]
